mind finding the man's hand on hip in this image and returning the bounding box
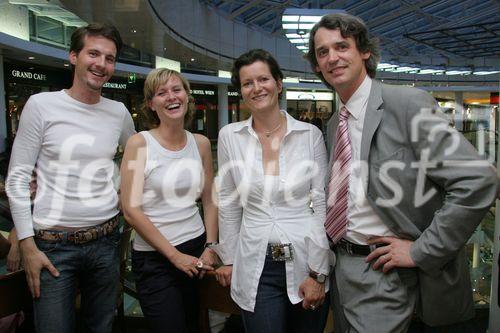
[365,236,416,273]
[20,237,60,298]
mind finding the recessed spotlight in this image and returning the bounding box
[131,28,137,33]
[28,56,35,60]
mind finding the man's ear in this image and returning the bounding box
[69,51,77,65]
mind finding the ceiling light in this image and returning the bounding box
[418,69,445,75]
[473,71,500,75]
[445,70,471,75]
[283,77,300,83]
[218,70,231,78]
[386,66,420,73]
[298,23,315,30]
[63,63,69,67]
[283,23,299,29]
[282,15,300,22]
[28,56,35,60]
[299,16,322,23]
[190,58,195,62]
[286,33,309,39]
[377,63,397,70]
[289,38,307,44]
[282,9,347,53]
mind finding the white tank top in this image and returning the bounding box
[133,130,205,251]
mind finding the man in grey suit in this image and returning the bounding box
[306,13,497,332]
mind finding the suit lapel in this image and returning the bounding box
[360,80,384,162]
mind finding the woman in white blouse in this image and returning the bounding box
[215,49,331,333]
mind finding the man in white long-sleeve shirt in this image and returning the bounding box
[6,23,135,332]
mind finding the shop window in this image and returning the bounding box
[434,91,498,310]
[462,103,497,309]
[36,16,64,45]
[65,26,77,47]
[286,99,333,134]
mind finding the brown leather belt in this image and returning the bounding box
[35,215,120,244]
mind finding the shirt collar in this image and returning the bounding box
[339,75,372,120]
[232,110,310,136]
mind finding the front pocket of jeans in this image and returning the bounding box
[36,240,60,253]
[103,230,121,247]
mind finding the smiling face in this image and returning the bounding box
[314,27,370,102]
[70,35,117,93]
[149,75,189,123]
[239,60,282,115]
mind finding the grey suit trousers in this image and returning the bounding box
[330,248,419,333]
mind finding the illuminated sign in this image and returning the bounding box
[11,70,47,81]
[286,91,334,101]
[191,89,215,95]
[103,82,127,89]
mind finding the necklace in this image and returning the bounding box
[263,116,283,137]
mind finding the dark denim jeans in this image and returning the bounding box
[131,233,205,333]
[241,255,329,333]
[34,227,121,333]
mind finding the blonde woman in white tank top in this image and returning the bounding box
[120,68,218,333]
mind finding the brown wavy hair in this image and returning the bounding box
[70,22,123,56]
[306,13,380,89]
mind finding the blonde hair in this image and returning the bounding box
[141,68,195,128]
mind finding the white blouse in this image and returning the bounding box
[215,111,331,312]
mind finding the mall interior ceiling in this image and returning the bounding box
[16,0,500,87]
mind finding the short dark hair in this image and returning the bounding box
[306,13,380,88]
[141,68,195,129]
[70,22,123,57]
[231,49,284,98]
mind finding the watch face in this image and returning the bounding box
[309,271,327,283]
[317,274,326,283]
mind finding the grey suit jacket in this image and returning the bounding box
[326,80,497,326]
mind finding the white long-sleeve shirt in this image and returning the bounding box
[339,76,396,244]
[6,90,136,240]
[215,111,331,311]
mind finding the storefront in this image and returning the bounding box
[3,61,145,144]
[4,61,72,145]
[101,77,144,131]
[285,90,335,133]
[190,83,219,140]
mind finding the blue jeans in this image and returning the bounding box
[34,227,121,333]
[241,255,329,333]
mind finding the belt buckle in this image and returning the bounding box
[269,243,294,262]
[341,240,353,255]
[73,229,94,244]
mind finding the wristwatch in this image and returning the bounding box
[309,271,327,284]
[204,242,218,249]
